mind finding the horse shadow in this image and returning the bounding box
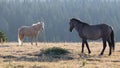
[0,45,9,48]
[0,51,73,62]
[1,51,118,63]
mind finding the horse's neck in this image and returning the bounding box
[74,23,83,32]
[75,23,90,37]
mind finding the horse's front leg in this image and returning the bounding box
[107,39,112,56]
[81,40,85,53]
[35,37,37,45]
[35,36,38,46]
[31,37,33,45]
[85,40,91,54]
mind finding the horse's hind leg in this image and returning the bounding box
[100,39,107,55]
[20,36,24,45]
[18,34,24,45]
[107,39,112,56]
[85,40,91,54]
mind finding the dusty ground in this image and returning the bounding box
[0,42,119,68]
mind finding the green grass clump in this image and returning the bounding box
[41,47,70,55]
[82,59,87,66]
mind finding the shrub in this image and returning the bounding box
[41,47,70,55]
[0,30,7,43]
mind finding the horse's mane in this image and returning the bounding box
[32,22,41,26]
[71,18,89,26]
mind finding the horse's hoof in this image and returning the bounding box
[88,51,91,54]
[98,54,103,58]
[112,50,115,52]
[108,54,111,56]
[78,53,84,57]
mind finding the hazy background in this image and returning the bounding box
[0,0,120,42]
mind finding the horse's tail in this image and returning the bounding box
[18,29,23,45]
[111,29,115,51]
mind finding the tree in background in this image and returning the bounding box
[0,30,7,43]
[0,0,120,42]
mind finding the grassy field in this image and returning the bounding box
[0,42,119,68]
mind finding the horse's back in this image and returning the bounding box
[82,24,112,40]
[100,24,112,37]
[90,24,112,33]
[83,25,101,40]
[18,26,35,37]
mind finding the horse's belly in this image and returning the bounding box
[88,35,101,40]
[23,29,36,37]
[83,30,101,40]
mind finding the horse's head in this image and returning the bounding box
[32,22,44,31]
[41,22,44,31]
[69,18,89,32]
[38,22,45,32]
[69,18,75,32]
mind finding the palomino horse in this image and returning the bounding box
[18,22,44,45]
[69,18,115,56]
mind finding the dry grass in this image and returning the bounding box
[0,42,120,68]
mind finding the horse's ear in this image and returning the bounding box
[69,18,76,21]
[40,21,44,24]
[37,22,40,24]
[41,21,44,25]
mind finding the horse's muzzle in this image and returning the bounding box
[69,28,72,32]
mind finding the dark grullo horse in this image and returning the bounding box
[69,18,115,56]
